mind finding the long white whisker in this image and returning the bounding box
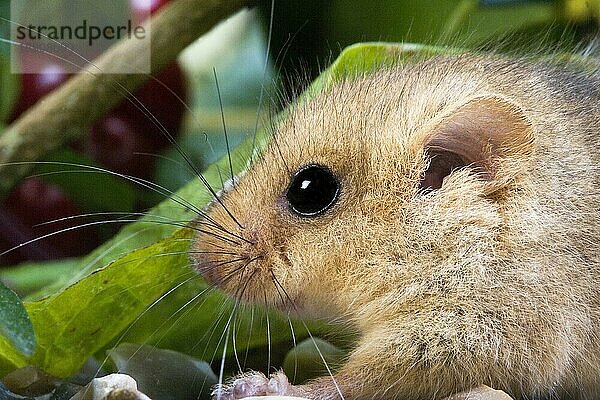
[0,217,199,258]
[300,320,345,400]
[243,306,255,370]
[34,211,187,227]
[232,311,242,372]
[271,274,345,399]
[4,161,207,221]
[116,283,215,367]
[266,301,272,374]
[217,318,232,400]
[213,274,248,397]
[213,68,233,188]
[288,316,298,383]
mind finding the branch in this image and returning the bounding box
[0,0,256,195]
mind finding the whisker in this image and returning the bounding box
[192,228,243,247]
[243,306,255,370]
[199,241,235,253]
[194,294,232,360]
[251,0,275,163]
[229,267,259,373]
[133,151,189,170]
[0,219,145,258]
[188,250,240,257]
[33,211,187,227]
[29,203,249,248]
[70,227,156,283]
[215,264,250,397]
[213,68,234,187]
[232,311,242,372]
[4,161,210,227]
[0,215,243,258]
[212,257,248,272]
[217,318,232,400]
[269,270,290,312]
[213,258,256,287]
[268,272,300,382]
[95,273,199,378]
[288,316,298,383]
[264,291,272,375]
[195,224,253,246]
[271,274,345,400]
[123,282,215,358]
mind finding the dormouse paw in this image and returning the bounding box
[212,372,269,400]
[212,371,299,399]
[267,371,297,396]
[266,371,295,395]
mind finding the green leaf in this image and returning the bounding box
[302,42,455,104]
[0,282,35,358]
[21,42,437,298]
[0,228,193,377]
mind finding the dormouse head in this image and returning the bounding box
[190,59,536,321]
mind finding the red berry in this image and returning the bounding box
[82,62,187,179]
[119,62,187,150]
[0,178,101,264]
[86,114,156,179]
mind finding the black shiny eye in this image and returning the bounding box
[286,164,340,217]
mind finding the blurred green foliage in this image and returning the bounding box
[266,0,600,83]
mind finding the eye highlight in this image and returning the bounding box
[286,164,340,217]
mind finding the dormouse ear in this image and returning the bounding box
[420,96,534,194]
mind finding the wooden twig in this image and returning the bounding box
[0,0,256,196]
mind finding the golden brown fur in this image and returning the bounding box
[191,53,600,399]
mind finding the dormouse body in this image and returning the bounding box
[191,53,600,399]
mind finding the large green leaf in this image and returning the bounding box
[0,229,193,377]
[302,42,457,102]
[22,42,441,296]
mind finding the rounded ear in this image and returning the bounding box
[422,95,534,194]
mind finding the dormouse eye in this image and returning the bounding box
[419,150,468,192]
[286,164,340,217]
